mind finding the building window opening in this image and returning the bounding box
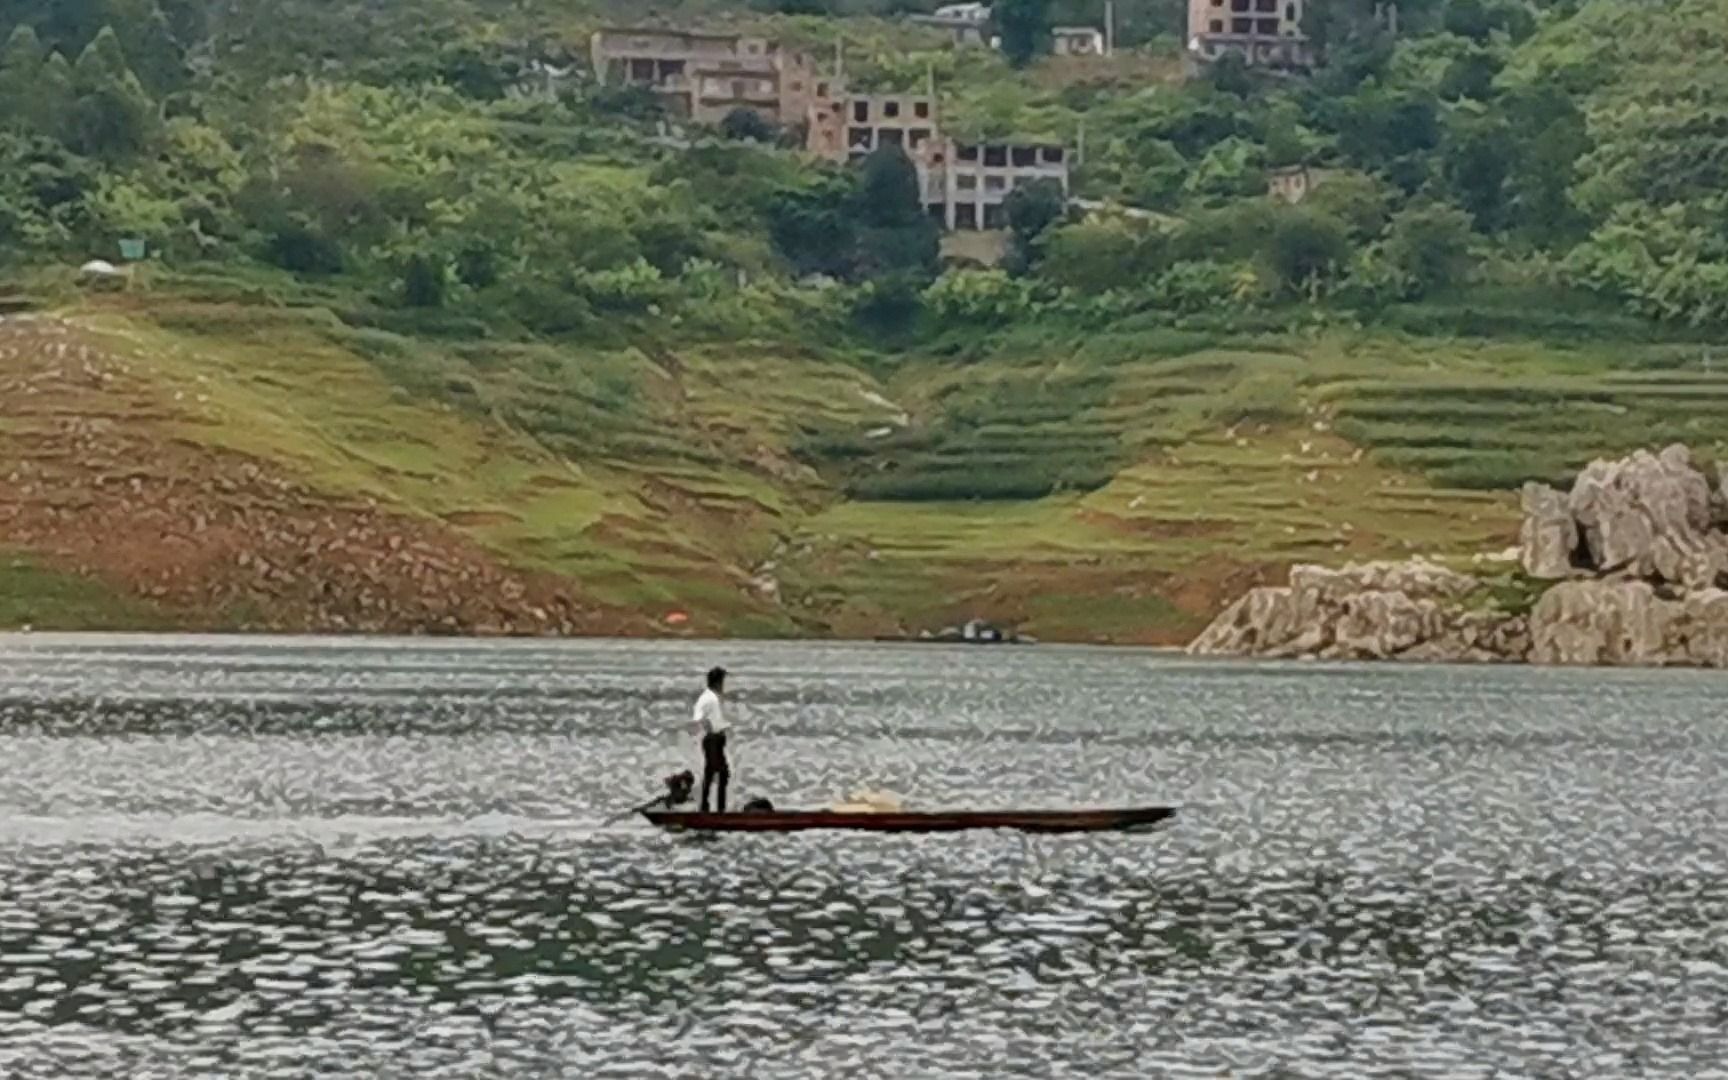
[853,101,869,122]
[983,145,1007,167]
[914,101,930,118]
[1257,18,1279,33]
[1011,146,1035,167]
[958,145,979,162]
[884,100,901,118]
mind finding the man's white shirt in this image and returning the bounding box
[693,688,727,736]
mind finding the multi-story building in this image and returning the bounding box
[935,140,1071,231]
[806,88,1071,233]
[589,27,831,127]
[595,26,1074,240]
[807,92,941,161]
[1185,0,1313,70]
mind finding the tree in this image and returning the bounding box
[103,0,185,95]
[70,26,156,160]
[1303,170,1392,242]
[0,25,44,132]
[402,252,446,307]
[1003,177,1066,273]
[1380,201,1476,297]
[40,0,108,52]
[1442,105,1514,232]
[766,171,858,279]
[34,52,77,144]
[719,107,777,144]
[1502,84,1589,245]
[996,0,1050,69]
[1265,208,1352,298]
[851,145,939,282]
[1037,219,1170,293]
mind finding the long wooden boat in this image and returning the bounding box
[640,805,1176,835]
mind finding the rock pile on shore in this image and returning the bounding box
[1187,444,1728,667]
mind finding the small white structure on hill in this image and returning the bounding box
[1051,27,1108,55]
[910,2,992,47]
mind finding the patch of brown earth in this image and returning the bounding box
[0,318,646,636]
[441,509,522,528]
[1073,508,1232,540]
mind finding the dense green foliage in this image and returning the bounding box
[0,0,1722,364]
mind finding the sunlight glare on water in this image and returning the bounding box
[0,633,1725,1078]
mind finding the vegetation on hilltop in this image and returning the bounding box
[1,0,1725,345]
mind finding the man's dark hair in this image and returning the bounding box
[707,666,727,690]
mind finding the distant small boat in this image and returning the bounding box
[641,805,1176,834]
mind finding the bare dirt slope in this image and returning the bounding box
[0,316,646,636]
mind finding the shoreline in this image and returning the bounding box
[4,626,1726,675]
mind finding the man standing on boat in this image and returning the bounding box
[693,666,731,812]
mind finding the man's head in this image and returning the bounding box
[707,666,727,692]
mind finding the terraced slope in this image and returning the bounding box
[4,298,1723,643]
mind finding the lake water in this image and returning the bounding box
[0,634,1724,1079]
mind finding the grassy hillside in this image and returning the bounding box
[7,276,1720,643]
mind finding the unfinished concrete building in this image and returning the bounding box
[807,92,941,161]
[937,141,1070,231]
[1185,0,1313,71]
[589,28,829,127]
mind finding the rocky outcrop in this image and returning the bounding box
[1561,444,1728,589]
[1528,581,1728,667]
[1186,558,1527,663]
[1518,481,1579,579]
[1190,443,1728,668]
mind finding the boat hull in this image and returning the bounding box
[640,806,1177,834]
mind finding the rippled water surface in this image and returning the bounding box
[1,634,1726,1078]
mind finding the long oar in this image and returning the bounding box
[601,793,669,827]
[601,769,696,827]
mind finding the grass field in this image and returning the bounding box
[4,282,1723,643]
[0,554,181,632]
